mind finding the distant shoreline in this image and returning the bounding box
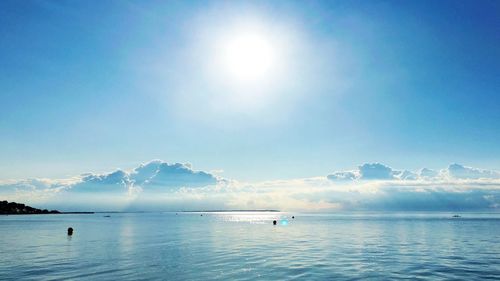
[181,210,280,213]
[1,210,280,215]
[1,212,95,215]
[0,200,98,215]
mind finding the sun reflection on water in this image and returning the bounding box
[210,212,289,224]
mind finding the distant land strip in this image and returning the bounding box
[182,210,281,212]
[0,200,95,215]
[1,200,60,215]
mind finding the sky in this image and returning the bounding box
[0,1,499,211]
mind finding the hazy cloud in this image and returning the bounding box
[359,163,395,180]
[0,160,499,212]
[393,170,418,180]
[327,171,357,181]
[133,161,217,189]
[327,163,500,182]
[445,163,500,180]
[72,170,130,193]
[419,168,439,178]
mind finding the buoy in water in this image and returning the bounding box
[67,227,73,236]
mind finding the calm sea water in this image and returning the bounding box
[0,212,499,280]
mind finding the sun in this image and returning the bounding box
[219,31,276,83]
[194,20,294,110]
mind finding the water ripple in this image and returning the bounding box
[1,212,499,280]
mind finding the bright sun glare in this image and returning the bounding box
[220,31,276,83]
[197,20,295,110]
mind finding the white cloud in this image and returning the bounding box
[327,171,357,181]
[133,161,217,189]
[327,163,500,181]
[327,163,416,181]
[393,170,418,180]
[0,160,499,212]
[72,170,131,193]
[66,160,219,195]
[419,168,439,178]
[358,163,395,180]
[445,163,500,179]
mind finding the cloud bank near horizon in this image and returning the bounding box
[327,163,500,181]
[1,160,499,212]
[70,160,218,194]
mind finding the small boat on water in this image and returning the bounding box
[452,214,461,218]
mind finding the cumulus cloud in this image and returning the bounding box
[327,171,357,181]
[393,170,418,180]
[0,160,218,209]
[66,160,218,195]
[131,160,217,189]
[72,170,131,193]
[327,162,500,182]
[327,163,416,181]
[0,160,499,212]
[419,168,439,178]
[445,163,500,179]
[213,177,500,212]
[358,163,395,180]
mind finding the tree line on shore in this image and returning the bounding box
[0,200,60,215]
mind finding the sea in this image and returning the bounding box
[0,212,499,280]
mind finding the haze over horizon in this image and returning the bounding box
[1,159,499,212]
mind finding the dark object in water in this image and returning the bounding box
[292,216,295,219]
[452,215,461,218]
[103,215,111,217]
[273,220,277,225]
[67,227,73,235]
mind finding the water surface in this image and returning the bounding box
[1,212,499,280]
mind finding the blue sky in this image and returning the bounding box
[1,0,499,182]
